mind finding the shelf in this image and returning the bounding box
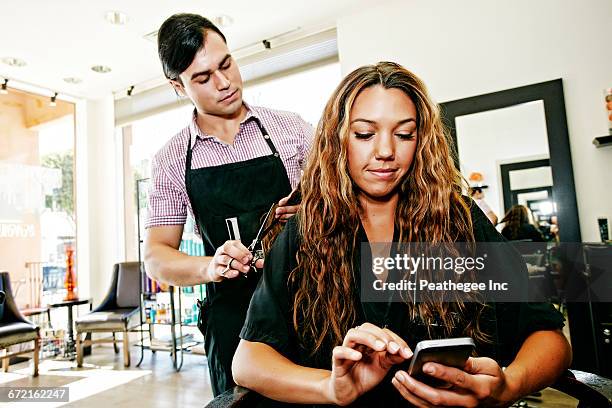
[593,135,612,148]
[136,177,206,371]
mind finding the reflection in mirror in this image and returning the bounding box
[454,100,559,241]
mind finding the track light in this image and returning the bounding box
[0,79,8,95]
[127,85,135,97]
[50,92,58,107]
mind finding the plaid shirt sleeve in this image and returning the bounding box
[295,114,314,169]
[145,152,188,229]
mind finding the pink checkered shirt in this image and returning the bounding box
[145,104,313,234]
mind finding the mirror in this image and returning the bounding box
[440,79,580,243]
[440,80,599,373]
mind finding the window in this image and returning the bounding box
[243,61,341,126]
[0,89,76,308]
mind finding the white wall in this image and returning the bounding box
[337,0,612,241]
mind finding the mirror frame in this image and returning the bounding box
[440,79,581,242]
[500,158,552,214]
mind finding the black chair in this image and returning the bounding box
[75,262,141,367]
[582,244,612,378]
[205,370,612,407]
[0,271,40,376]
[510,240,558,302]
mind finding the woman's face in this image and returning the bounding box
[347,85,418,201]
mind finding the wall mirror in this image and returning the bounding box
[440,79,580,243]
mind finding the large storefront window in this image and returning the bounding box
[0,89,76,308]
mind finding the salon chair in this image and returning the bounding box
[0,271,40,376]
[75,262,141,367]
[511,240,558,302]
[581,244,612,378]
[204,370,612,407]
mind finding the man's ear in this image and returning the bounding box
[169,79,186,97]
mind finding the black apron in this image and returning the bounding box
[185,116,292,396]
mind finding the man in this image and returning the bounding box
[144,13,312,395]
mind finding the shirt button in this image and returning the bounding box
[264,134,270,139]
[274,152,280,157]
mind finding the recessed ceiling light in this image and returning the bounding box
[1,57,27,67]
[212,14,234,28]
[63,77,82,84]
[91,65,112,74]
[105,11,128,25]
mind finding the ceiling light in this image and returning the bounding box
[212,14,234,28]
[1,57,26,67]
[1,79,8,95]
[105,11,128,25]
[63,77,82,84]
[127,85,135,97]
[91,65,112,73]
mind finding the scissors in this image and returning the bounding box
[244,188,302,275]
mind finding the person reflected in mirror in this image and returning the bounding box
[500,205,545,242]
[469,186,498,225]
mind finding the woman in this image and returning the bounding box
[500,205,545,242]
[232,62,571,407]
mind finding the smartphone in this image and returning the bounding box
[407,337,475,388]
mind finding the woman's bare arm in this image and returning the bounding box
[232,340,333,404]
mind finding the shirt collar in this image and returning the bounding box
[189,102,260,148]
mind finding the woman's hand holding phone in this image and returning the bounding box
[324,323,413,406]
[392,356,520,407]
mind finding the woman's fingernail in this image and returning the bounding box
[375,340,386,350]
[404,347,413,357]
[388,342,400,353]
[423,364,434,374]
[395,371,407,382]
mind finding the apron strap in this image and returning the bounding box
[184,114,284,252]
[251,116,280,157]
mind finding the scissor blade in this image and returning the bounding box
[249,203,276,251]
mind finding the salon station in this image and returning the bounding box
[0,1,611,407]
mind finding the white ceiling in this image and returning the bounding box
[0,0,374,100]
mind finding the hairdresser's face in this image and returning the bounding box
[171,31,244,117]
[347,85,418,201]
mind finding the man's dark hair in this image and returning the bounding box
[158,13,227,82]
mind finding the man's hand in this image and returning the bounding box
[392,356,520,407]
[274,191,299,223]
[324,323,413,406]
[206,240,253,282]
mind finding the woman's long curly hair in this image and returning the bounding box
[500,205,532,240]
[289,62,488,358]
